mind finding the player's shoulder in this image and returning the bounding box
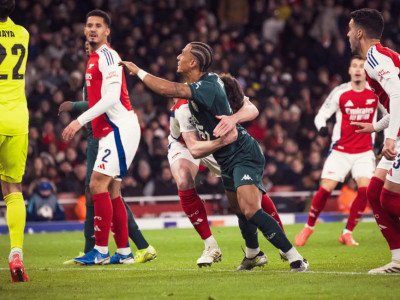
[330,82,352,97]
[172,99,189,112]
[4,18,29,39]
[366,44,398,69]
[97,44,120,66]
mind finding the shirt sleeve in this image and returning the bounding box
[314,86,341,130]
[175,104,196,133]
[189,80,216,109]
[98,50,123,86]
[368,54,400,139]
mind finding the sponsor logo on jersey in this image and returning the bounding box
[106,70,118,80]
[85,73,92,80]
[88,64,95,69]
[241,174,253,181]
[191,100,199,112]
[345,107,375,121]
[344,100,354,107]
[378,69,390,82]
[366,99,376,105]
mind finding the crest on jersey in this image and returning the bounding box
[344,100,354,107]
[191,100,199,112]
[366,99,376,105]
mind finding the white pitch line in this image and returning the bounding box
[0,267,399,276]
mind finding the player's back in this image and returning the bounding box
[364,43,400,112]
[0,18,29,135]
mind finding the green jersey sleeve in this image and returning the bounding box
[72,101,89,111]
[189,80,216,110]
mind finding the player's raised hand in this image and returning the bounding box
[119,61,139,76]
[350,122,375,133]
[62,120,82,141]
[213,115,237,137]
[58,101,73,115]
[382,138,397,160]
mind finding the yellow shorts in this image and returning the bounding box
[0,134,28,183]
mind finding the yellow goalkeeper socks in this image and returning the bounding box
[5,192,26,250]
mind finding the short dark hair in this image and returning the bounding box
[86,9,111,27]
[350,55,364,63]
[219,73,244,113]
[350,8,383,39]
[0,0,14,19]
[189,42,214,72]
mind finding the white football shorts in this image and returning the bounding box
[321,149,375,182]
[377,137,400,184]
[168,140,221,176]
[93,114,140,180]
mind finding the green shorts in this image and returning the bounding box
[0,134,28,183]
[85,136,99,186]
[220,139,266,193]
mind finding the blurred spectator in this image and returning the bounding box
[27,180,65,221]
[153,167,178,196]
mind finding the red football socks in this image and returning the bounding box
[307,187,331,227]
[368,177,400,250]
[381,188,400,218]
[179,189,211,240]
[93,192,113,247]
[346,187,368,231]
[111,196,129,249]
[261,194,285,232]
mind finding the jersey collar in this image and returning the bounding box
[0,17,15,27]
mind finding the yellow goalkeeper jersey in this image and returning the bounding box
[0,18,29,135]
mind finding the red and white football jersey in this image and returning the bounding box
[315,82,378,154]
[85,44,133,139]
[364,43,400,139]
[168,99,196,146]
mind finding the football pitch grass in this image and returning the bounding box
[0,222,399,299]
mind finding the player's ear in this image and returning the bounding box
[190,59,198,69]
[106,27,110,38]
[357,28,363,40]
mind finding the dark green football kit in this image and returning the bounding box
[188,72,293,254]
[188,72,266,193]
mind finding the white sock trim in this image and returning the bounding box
[94,245,108,255]
[246,247,260,259]
[391,248,400,262]
[9,248,23,262]
[204,235,218,248]
[116,247,132,256]
[285,247,303,263]
[343,229,352,235]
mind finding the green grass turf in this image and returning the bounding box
[0,222,399,299]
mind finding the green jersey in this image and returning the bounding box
[188,72,254,166]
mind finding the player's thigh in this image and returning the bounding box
[200,154,221,177]
[351,150,375,180]
[321,150,351,183]
[93,121,140,179]
[0,134,28,184]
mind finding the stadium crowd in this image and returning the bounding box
[14,0,398,203]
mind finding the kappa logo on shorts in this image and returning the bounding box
[241,174,253,181]
[97,163,106,170]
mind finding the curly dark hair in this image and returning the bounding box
[219,73,244,113]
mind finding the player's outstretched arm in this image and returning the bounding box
[58,101,89,115]
[183,129,238,159]
[119,61,192,99]
[213,96,258,137]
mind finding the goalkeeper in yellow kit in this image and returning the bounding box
[0,0,29,282]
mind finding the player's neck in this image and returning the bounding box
[90,41,107,53]
[360,39,380,58]
[351,80,365,91]
[0,17,7,23]
[183,71,206,84]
